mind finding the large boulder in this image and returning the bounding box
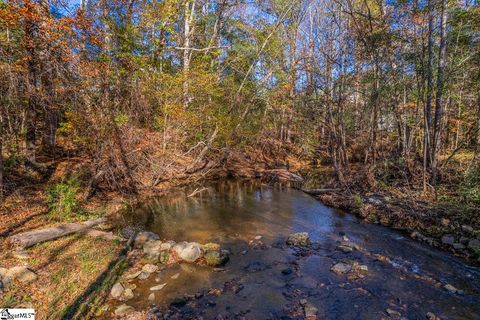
[134,232,160,248]
[286,232,311,247]
[173,242,203,262]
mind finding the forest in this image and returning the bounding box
[0,0,480,319]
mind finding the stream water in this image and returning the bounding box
[118,180,480,319]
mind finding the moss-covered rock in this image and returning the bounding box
[204,249,229,267]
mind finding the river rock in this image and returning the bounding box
[386,308,401,317]
[286,232,310,247]
[142,264,159,273]
[441,234,455,245]
[114,304,134,317]
[204,249,229,267]
[135,232,160,248]
[357,265,368,272]
[461,225,474,233]
[444,283,463,295]
[468,239,480,250]
[453,243,465,250]
[161,241,175,251]
[138,271,151,280]
[125,270,142,280]
[337,245,353,253]
[150,283,167,291]
[426,312,441,320]
[111,282,125,299]
[123,288,134,301]
[459,236,469,244]
[159,251,171,264]
[440,218,450,226]
[143,240,162,260]
[173,242,203,262]
[0,267,11,289]
[331,262,352,275]
[148,293,155,302]
[304,303,318,319]
[7,266,37,283]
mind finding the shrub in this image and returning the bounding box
[460,164,480,205]
[47,178,80,220]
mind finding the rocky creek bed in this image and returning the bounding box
[99,181,480,319]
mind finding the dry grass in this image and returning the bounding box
[0,235,123,319]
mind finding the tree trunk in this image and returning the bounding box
[42,109,58,155]
[0,132,3,200]
[431,0,448,185]
[423,0,435,190]
[183,0,196,109]
[25,1,40,165]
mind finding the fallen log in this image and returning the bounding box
[262,169,304,183]
[302,188,342,196]
[9,218,106,249]
[84,229,125,242]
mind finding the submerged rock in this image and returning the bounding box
[330,262,352,275]
[148,293,155,302]
[468,239,480,250]
[426,312,441,320]
[286,232,311,247]
[304,303,318,319]
[337,245,353,253]
[444,283,464,295]
[281,268,293,275]
[150,283,167,291]
[441,234,455,245]
[173,242,203,262]
[386,308,401,317]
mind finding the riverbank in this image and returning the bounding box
[1,157,479,318]
[300,166,480,265]
[0,154,305,318]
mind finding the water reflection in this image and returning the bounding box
[116,180,480,319]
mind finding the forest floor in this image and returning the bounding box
[0,153,479,319]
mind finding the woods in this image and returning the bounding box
[2,1,480,317]
[0,0,479,201]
